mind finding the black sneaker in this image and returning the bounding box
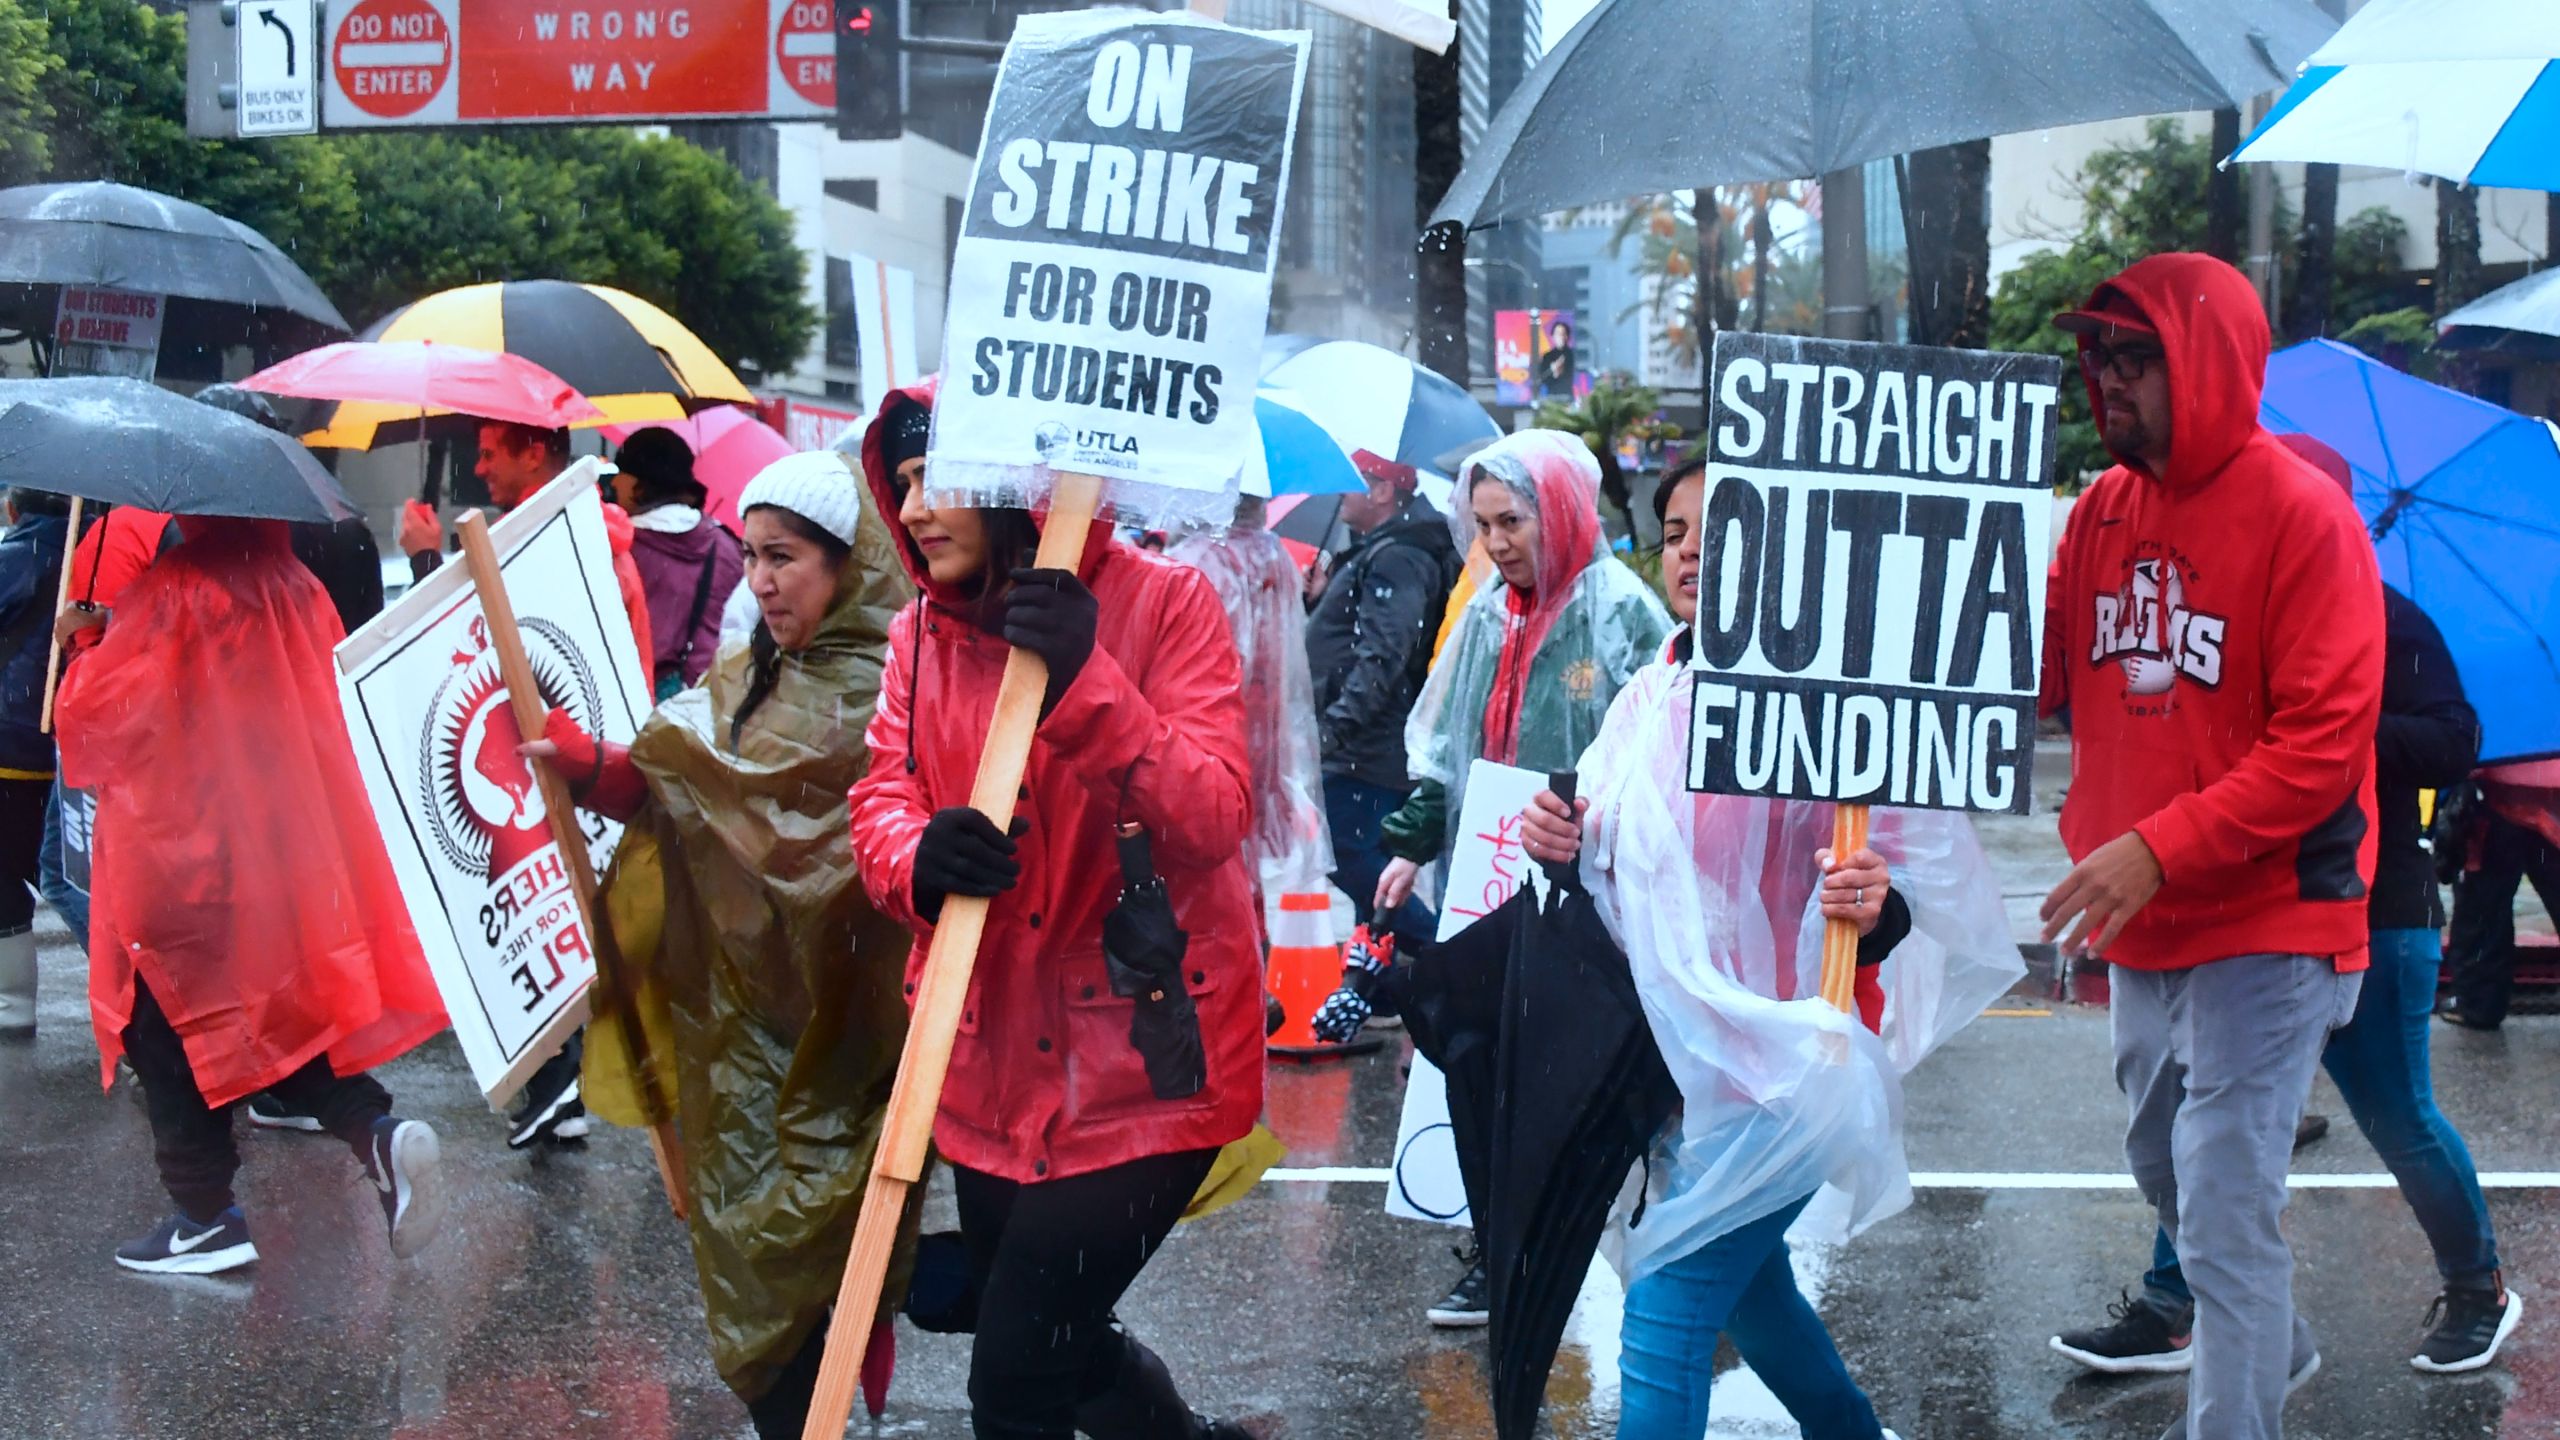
[2413,1276,2524,1373]
[245,1093,325,1133]
[365,1117,447,1260]
[2294,1112,2331,1150]
[2437,1001,2502,1033]
[116,1207,257,1275]
[2050,1289,2193,1373]
[1427,1246,1489,1328]
[507,1056,587,1150]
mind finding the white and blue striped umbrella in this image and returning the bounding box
[1246,393,1364,498]
[1258,335,1500,485]
[2230,0,2560,188]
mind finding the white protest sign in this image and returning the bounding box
[51,288,164,380]
[334,462,650,1106]
[237,0,320,136]
[1385,758,1545,1228]
[1687,333,2064,815]
[931,10,1309,527]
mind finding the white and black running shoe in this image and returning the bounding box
[2051,1290,2193,1374]
[365,1116,447,1260]
[245,1093,325,1133]
[2413,1277,2523,1373]
[116,1208,257,1275]
[508,1046,587,1150]
[1427,1247,1490,1328]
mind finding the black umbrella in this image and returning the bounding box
[0,181,350,365]
[0,378,357,523]
[1399,774,1681,1440]
[1432,0,2338,229]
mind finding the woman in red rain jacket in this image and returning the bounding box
[849,380,1262,1440]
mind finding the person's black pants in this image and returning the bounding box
[120,978,391,1220]
[0,775,50,933]
[954,1147,1218,1440]
[743,1319,832,1440]
[2447,812,2560,1026]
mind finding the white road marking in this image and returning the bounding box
[1266,1167,2560,1189]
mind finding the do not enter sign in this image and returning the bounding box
[775,0,835,109]
[333,0,453,119]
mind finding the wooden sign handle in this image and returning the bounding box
[37,496,85,737]
[455,511,689,1221]
[800,472,1105,1440]
[1819,803,1871,1013]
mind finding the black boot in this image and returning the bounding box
[1074,1328,1211,1440]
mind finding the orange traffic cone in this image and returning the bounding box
[1266,891,1381,1059]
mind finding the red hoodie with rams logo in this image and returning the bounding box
[2041,253,2383,972]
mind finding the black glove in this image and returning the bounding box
[1309,987,1372,1044]
[912,808,1024,921]
[1004,567,1098,717]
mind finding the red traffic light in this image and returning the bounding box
[840,4,873,34]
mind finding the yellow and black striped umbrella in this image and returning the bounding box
[303,279,752,448]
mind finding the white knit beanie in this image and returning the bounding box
[737,451,864,547]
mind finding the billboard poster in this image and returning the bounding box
[1494,308,1583,406]
[334,464,650,1104]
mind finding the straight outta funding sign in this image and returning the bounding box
[932,11,1308,525]
[1686,333,2065,815]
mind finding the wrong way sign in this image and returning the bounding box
[319,0,831,128]
[237,0,319,135]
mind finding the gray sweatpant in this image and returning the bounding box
[2112,955,2363,1440]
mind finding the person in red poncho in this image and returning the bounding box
[53,515,450,1277]
[848,380,1263,1440]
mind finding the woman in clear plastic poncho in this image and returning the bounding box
[1517,459,2020,1440]
[1164,493,1333,896]
[1372,429,1669,913]
[526,453,918,1439]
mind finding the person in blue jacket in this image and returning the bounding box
[0,487,70,1033]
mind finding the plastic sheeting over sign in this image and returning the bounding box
[930,11,1310,531]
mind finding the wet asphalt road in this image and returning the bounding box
[5,735,2558,1440]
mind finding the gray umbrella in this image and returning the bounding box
[0,181,349,333]
[2437,268,2560,359]
[0,378,357,523]
[1432,0,2340,229]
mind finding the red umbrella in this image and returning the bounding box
[601,405,794,535]
[243,340,602,438]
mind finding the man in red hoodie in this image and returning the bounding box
[2038,253,2383,1440]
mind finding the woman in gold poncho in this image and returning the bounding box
[528,452,915,1437]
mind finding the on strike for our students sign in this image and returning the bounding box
[1686,332,2065,816]
[930,11,1309,527]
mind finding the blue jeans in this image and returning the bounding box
[1618,1195,1883,1440]
[1322,775,1436,952]
[2142,928,2499,1312]
[39,781,87,950]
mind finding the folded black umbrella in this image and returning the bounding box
[0,377,357,523]
[1400,774,1681,1440]
[1101,822,1205,1101]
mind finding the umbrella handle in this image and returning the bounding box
[1540,770,1578,891]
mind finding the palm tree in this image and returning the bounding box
[1533,370,1680,526]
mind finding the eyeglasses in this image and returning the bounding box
[2080,341,2165,384]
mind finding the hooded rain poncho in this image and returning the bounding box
[1165,501,1333,895]
[1389,430,1668,867]
[581,476,920,1402]
[1577,648,2021,1285]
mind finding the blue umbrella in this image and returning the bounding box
[2260,339,2560,763]
[1250,394,1362,497]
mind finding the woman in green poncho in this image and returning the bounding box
[1364,428,1669,1325]
[527,451,916,1438]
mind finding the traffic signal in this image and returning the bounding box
[835,0,902,140]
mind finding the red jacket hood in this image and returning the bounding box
[2074,252,2271,491]
[856,375,1112,608]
